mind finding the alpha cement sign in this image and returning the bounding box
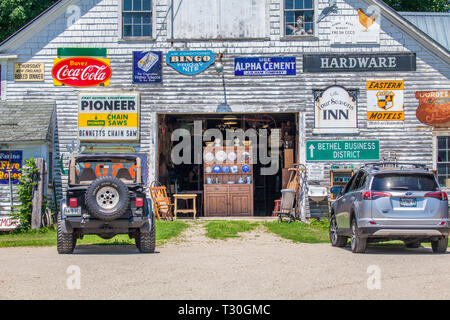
[306,140,380,161]
[78,92,140,142]
[234,57,296,76]
[367,80,405,128]
[314,86,358,134]
[303,53,416,73]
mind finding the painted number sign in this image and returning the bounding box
[166,50,215,75]
[234,57,296,76]
[78,93,140,142]
[0,151,23,184]
[306,140,380,161]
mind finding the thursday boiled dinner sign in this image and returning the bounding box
[78,92,140,142]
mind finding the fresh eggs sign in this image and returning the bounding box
[78,93,140,142]
[52,57,112,87]
[166,50,215,75]
[314,86,358,134]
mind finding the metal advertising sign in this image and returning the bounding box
[367,80,405,128]
[78,92,140,142]
[14,63,45,82]
[166,50,215,75]
[303,53,416,73]
[415,90,450,126]
[0,151,23,184]
[314,86,358,134]
[133,51,162,84]
[52,57,112,87]
[234,57,296,76]
[306,140,380,162]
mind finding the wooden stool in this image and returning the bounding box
[173,194,197,219]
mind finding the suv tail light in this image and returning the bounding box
[69,198,78,208]
[425,192,448,201]
[135,197,144,207]
[362,191,392,200]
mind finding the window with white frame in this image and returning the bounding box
[284,0,315,36]
[122,0,152,38]
[437,136,450,187]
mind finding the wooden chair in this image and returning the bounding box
[149,181,174,221]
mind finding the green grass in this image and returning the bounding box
[264,220,330,244]
[204,220,260,240]
[0,220,189,248]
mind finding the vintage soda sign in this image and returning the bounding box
[0,151,23,184]
[78,92,140,142]
[166,50,215,75]
[234,57,296,76]
[52,57,111,87]
[133,51,162,83]
[416,90,450,125]
[367,80,405,128]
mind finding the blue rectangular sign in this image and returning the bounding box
[234,57,296,76]
[133,51,162,83]
[0,151,23,185]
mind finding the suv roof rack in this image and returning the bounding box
[361,162,428,171]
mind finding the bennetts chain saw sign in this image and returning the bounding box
[303,53,416,73]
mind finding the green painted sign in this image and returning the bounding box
[57,48,107,57]
[306,140,380,161]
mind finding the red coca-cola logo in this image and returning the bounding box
[52,57,112,87]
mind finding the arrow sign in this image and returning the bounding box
[309,144,315,159]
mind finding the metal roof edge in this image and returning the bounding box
[0,0,71,52]
[371,0,450,63]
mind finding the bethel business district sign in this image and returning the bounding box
[306,140,380,161]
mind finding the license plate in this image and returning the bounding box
[64,207,81,216]
[400,198,417,207]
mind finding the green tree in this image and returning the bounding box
[383,0,450,12]
[0,0,59,43]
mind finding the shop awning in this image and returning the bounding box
[0,101,54,143]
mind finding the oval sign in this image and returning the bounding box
[52,57,112,87]
[416,90,450,125]
[166,50,215,75]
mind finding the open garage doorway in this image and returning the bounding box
[156,113,299,217]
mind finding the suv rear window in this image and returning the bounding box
[75,159,137,183]
[371,173,439,192]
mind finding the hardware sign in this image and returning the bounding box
[166,50,215,75]
[133,51,162,83]
[234,57,296,76]
[52,57,112,87]
[306,140,380,161]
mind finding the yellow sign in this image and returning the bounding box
[367,80,404,127]
[14,63,45,82]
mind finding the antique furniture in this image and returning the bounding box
[149,181,174,221]
[173,194,198,219]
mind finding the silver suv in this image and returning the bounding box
[329,163,449,253]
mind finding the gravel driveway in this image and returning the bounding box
[0,223,448,300]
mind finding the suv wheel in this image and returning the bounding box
[57,212,76,254]
[350,219,367,254]
[431,237,448,253]
[330,215,347,247]
[136,221,156,253]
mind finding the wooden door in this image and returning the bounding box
[205,193,228,216]
[228,193,251,216]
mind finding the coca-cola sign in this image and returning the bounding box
[52,57,111,87]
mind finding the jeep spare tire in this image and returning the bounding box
[85,177,130,221]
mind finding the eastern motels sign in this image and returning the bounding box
[78,92,140,142]
[367,80,405,128]
[416,90,450,125]
[314,85,358,134]
[52,57,111,87]
[303,53,416,73]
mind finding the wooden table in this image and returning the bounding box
[173,194,198,219]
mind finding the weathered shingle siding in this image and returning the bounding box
[1,0,449,202]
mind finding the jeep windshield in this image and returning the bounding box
[371,173,439,192]
[75,158,137,184]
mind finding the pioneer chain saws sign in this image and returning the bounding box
[52,57,112,87]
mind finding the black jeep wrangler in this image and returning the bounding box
[57,154,155,254]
